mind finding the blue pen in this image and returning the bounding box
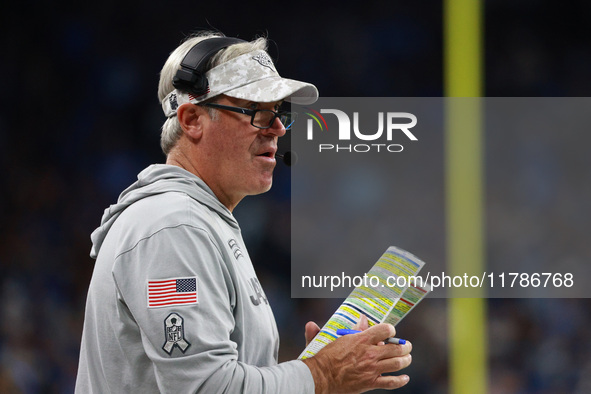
[336,328,407,345]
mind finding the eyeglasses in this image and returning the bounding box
[203,103,297,130]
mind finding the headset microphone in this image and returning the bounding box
[276,151,298,167]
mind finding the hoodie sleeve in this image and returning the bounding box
[111,223,315,394]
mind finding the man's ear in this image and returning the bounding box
[177,103,206,140]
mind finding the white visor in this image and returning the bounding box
[162,50,318,117]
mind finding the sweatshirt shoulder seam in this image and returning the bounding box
[114,224,223,261]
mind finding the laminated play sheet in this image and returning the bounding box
[299,246,431,359]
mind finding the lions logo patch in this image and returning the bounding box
[252,53,275,71]
[162,313,191,355]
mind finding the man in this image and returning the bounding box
[76,32,412,393]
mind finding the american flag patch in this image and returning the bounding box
[147,277,198,308]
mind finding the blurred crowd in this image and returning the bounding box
[1,0,591,392]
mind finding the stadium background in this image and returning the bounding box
[1,0,591,392]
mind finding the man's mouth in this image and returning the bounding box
[256,147,277,158]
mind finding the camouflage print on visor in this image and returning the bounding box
[162,50,318,117]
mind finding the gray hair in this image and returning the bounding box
[158,32,268,155]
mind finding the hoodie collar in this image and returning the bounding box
[90,164,237,258]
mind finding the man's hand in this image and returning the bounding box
[305,314,369,347]
[302,322,412,394]
[352,314,369,332]
[305,322,321,347]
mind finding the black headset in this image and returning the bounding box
[172,37,246,97]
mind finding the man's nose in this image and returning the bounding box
[261,117,287,137]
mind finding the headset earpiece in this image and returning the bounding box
[172,37,246,97]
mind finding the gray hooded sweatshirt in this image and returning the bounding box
[76,164,314,393]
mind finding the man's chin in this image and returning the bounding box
[241,176,273,197]
[256,180,273,195]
